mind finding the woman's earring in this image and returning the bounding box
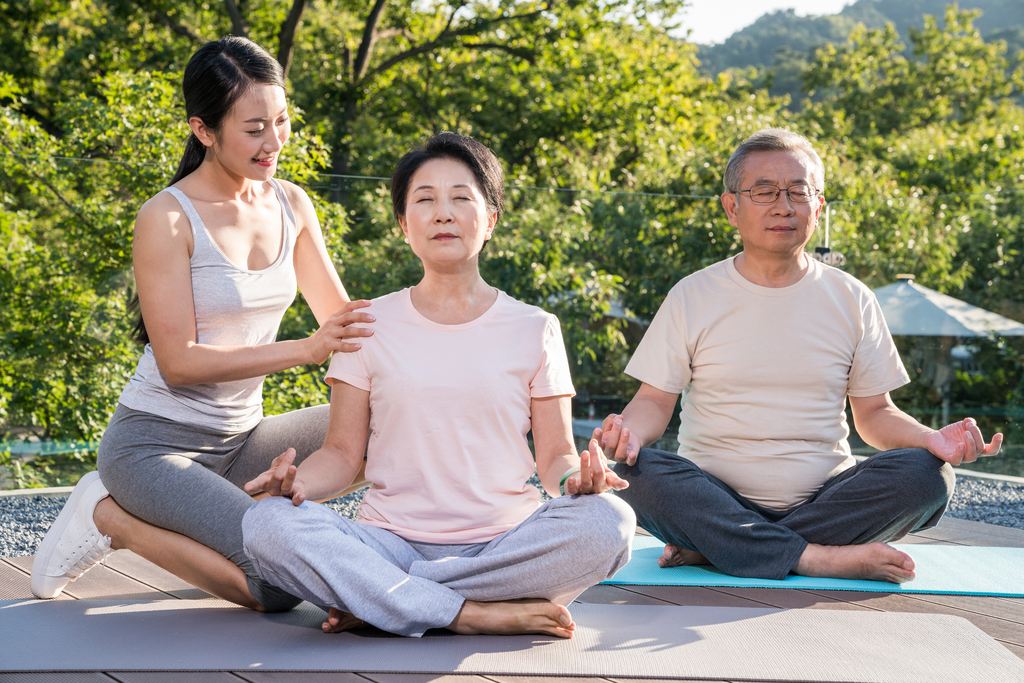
[404,237,410,244]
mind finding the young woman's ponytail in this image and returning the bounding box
[169,133,211,187]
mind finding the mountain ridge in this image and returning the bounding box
[696,0,1024,104]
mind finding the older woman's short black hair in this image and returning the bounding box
[390,132,505,222]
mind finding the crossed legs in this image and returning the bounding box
[614,448,954,582]
[242,493,635,637]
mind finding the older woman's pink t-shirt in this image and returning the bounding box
[325,288,575,544]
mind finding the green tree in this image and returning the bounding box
[0,70,330,440]
[804,6,1023,137]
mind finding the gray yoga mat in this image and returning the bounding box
[2,599,1023,682]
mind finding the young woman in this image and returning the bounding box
[31,37,371,612]
[241,132,636,638]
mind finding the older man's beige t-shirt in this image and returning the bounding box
[625,255,909,511]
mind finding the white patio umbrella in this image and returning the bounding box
[872,275,1024,425]
[873,275,1024,337]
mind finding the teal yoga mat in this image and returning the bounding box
[602,535,1024,596]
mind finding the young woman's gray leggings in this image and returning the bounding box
[97,403,330,611]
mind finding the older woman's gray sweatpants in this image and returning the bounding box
[97,403,331,612]
[242,492,636,636]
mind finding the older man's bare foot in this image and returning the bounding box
[447,599,575,638]
[794,542,916,583]
[322,607,366,633]
[658,543,709,568]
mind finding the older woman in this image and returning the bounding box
[241,132,635,638]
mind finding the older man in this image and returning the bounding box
[600,127,1002,583]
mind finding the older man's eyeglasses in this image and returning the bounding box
[737,184,820,204]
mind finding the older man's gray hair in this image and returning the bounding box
[723,128,825,194]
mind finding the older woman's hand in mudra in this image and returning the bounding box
[562,438,629,495]
[244,448,307,505]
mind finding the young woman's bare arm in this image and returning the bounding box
[280,180,352,323]
[133,192,372,386]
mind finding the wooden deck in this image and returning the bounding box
[2,515,1023,682]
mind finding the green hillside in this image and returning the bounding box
[697,0,1024,104]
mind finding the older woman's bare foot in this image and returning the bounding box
[794,542,916,583]
[447,599,575,638]
[658,543,709,568]
[322,607,366,633]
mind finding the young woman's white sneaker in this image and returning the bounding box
[31,471,113,598]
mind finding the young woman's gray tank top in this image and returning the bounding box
[118,179,298,432]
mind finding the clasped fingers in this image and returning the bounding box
[595,419,639,465]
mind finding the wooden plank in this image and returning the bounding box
[910,527,1006,547]
[899,593,1024,624]
[573,584,675,606]
[939,516,1024,537]
[0,675,115,683]
[703,586,873,611]
[925,518,1024,547]
[235,673,372,683]
[895,534,958,545]
[611,584,768,608]
[485,677,614,683]
[799,589,1024,647]
[4,555,172,601]
[607,678,731,683]
[107,674,241,683]
[904,529,970,545]
[0,558,77,601]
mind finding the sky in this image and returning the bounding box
[675,0,855,45]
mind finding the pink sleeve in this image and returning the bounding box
[530,314,575,398]
[324,348,371,391]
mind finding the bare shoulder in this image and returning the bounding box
[134,190,192,244]
[276,178,318,227]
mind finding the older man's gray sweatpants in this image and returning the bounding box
[614,447,955,580]
[242,493,636,636]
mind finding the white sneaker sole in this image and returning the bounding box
[30,471,105,599]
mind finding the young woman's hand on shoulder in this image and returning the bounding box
[279,179,374,363]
